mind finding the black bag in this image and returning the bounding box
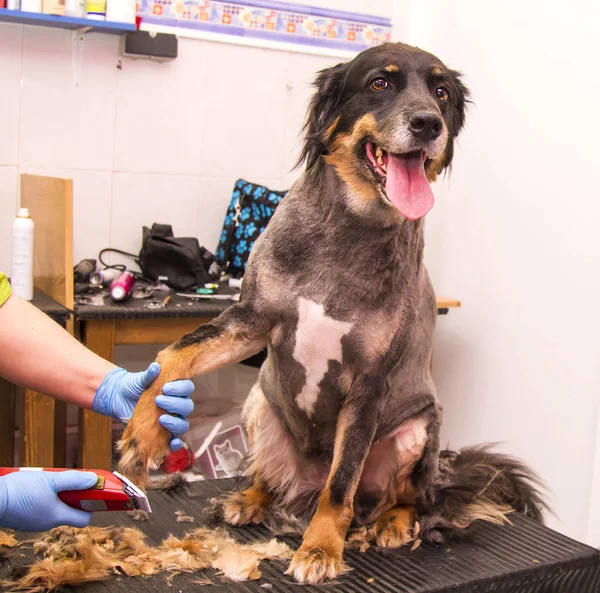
[138,223,215,291]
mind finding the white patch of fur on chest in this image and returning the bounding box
[293,298,354,415]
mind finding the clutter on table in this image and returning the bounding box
[72,223,244,307]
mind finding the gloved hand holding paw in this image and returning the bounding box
[92,362,194,452]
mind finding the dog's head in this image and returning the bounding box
[299,42,469,220]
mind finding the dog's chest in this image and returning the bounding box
[273,296,400,417]
[291,298,354,415]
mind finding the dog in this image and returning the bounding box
[118,42,545,584]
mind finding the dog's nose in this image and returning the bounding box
[409,112,443,142]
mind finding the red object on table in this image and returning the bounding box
[160,443,194,473]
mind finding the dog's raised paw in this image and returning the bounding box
[117,420,170,485]
[286,545,349,584]
[222,486,270,526]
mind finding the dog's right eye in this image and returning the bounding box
[370,77,389,91]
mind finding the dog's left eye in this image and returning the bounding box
[436,87,449,102]
[370,77,389,91]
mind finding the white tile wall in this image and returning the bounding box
[0,167,19,274]
[283,52,337,176]
[20,166,113,265]
[111,172,202,255]
[0,2,393,272]
[19,28,119,170]
[0,25,23,167]
[201,43,288,181]
[114,39,209,176]
[198,176,232,252]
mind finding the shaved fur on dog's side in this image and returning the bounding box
[119,42,546,584]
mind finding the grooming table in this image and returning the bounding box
[2,478,599,593]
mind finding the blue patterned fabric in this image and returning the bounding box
[215,179,287,276]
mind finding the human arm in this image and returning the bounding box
[0,288,194,449]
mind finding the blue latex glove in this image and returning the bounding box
[0,470,98,532]
[92,363,194,452]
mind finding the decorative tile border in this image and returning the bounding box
[137,0,392,54]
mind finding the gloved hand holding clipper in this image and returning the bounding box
[0,470,99,531]
[0,272,195,531]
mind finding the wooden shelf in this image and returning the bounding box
[0,8,136,34]
[436,296,462,309]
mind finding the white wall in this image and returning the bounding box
[0,1,394,269]
[0,1,394,276]
[0,22,349,273]
[393,0,600,543]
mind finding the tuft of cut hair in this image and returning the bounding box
[0,531,19,548]
[147,472,190,495]
[2,524,293,592]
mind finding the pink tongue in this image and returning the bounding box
[385,153,434,220]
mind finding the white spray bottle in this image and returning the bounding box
[11,208,34,301]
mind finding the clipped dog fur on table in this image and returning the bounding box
[0,531,19,549]
[1,525,293,592]
[0,531,20,563]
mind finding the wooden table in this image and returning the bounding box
[0,288,71,468]
[75,289,461,470]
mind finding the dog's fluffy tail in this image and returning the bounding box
[417,444,548,544]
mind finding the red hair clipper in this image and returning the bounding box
[0,468,151,513]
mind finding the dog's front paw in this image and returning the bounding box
[369,506,416,548]
[286,544,349,584]
[222,486,270,526]
[117,416,170,485]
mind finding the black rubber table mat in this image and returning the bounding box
[2,478,599,593]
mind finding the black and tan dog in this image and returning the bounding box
[118,42,544,584]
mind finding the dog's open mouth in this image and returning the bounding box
[365,142,434,220]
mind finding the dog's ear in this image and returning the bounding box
[297,62,349,170]
[448,70,471,137]
[428,70,471,179]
